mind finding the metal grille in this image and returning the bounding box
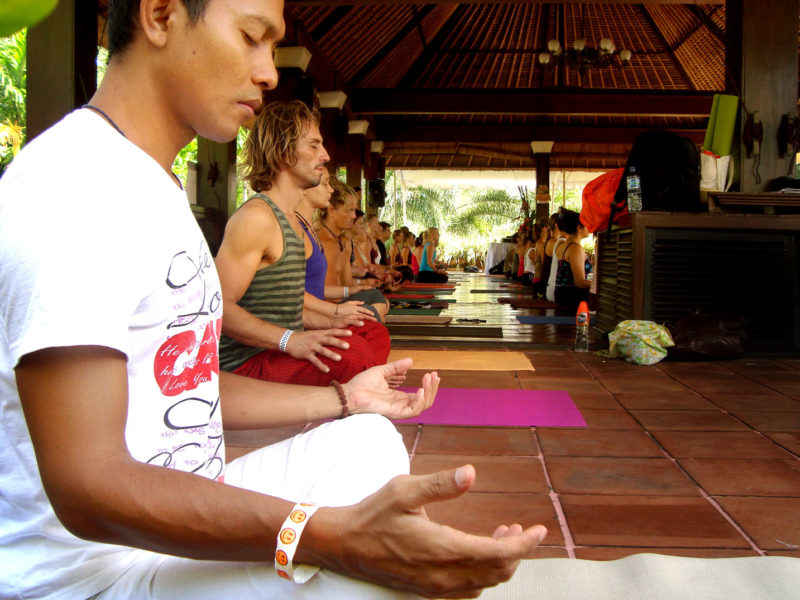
[645,230,796,347]
[596,228,634,334]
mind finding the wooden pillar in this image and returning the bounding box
[535,152,551,222]
[27,0,97,140]
[346,135,364,207]
[195,138,237,254]
[319,109,341,170]
[727,0,799,192]
[266,67,315,107]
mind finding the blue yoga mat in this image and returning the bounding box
[516,315,596,325]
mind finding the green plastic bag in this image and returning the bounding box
[599,320,675,366]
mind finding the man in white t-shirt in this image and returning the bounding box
[0,1,546,598]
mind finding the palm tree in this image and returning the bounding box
[378,175,456,234]
[0,29,26,176]
[448,188,521,237]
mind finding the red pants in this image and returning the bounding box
[233,321,391,386]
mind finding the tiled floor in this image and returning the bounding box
[225,273,800,561]
[399,350,800,560]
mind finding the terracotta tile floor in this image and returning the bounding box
[226,273,800,560]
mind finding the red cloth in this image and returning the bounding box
[232,321,391,386]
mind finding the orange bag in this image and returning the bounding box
[580,168,628,233]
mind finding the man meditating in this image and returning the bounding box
[296,164,393,365]
[216,100,388,385]
[317,179,392,321]
[0,1,547,598]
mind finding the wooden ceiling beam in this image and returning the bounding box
[355,90,715,117]
[378,123,706,144]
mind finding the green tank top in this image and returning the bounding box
[219,194,306,372]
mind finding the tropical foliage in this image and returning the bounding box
[448,188,521,236]
[0,29,25,176]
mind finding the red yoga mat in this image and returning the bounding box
[394,388,586,428]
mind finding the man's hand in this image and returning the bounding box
[285,328,353,373]
[334,300,377,325]
[342,358,437,418]
[306,465,548,599]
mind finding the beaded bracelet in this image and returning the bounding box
[330,380,350,419]
[275,503,321,583]
[279,329,293,353]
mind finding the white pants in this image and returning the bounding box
[95,414,419,599]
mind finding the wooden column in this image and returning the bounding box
[319,109,343,171]
[27,0,97,140]
[727,0,799,192]
[265,67,315,107]
[346,134,364,206]
[195,138,237,255]
[535,152,551,222]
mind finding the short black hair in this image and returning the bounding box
[107,0,210,56]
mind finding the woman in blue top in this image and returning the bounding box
[295,169,376,323]
[415,227,449,283]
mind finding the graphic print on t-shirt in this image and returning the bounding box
[150,239,224,480]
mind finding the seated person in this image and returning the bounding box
[520,228,537,287]
[215,101,384,386]
[296,167,392,367]
[416,227,449,283]
[553,209,593,310]
[503,233,518,279]
[545,214,566,302]
[317,180,390,321]
[351,213,402,291]
[375,220,393,266]
[532,220,549,298]
[388,229,414,282]
[349,209,373,271]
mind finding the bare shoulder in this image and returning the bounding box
[223,197,280,248]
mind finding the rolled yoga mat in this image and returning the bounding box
[393,388,585,427]
[388,307,443,316]
[385,315,452,325]
[516,315,596,325]
[387,325,503,338]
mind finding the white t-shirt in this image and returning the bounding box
[546,238,566,301]
[523,247,536,275]
[0,110,224,599]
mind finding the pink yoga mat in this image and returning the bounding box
[394,388,586,428]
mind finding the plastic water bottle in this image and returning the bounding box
[575,301,590,352]
[626,166,642,212]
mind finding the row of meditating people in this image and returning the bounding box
[386,226,450,284]
[507,208,593,311]
[215,101,394,387]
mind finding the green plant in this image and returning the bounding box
[0,29,25,175]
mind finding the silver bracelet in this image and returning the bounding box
[343,286,349,298]
[279,329,293,353]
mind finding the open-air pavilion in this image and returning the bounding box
[17,0,800,594]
